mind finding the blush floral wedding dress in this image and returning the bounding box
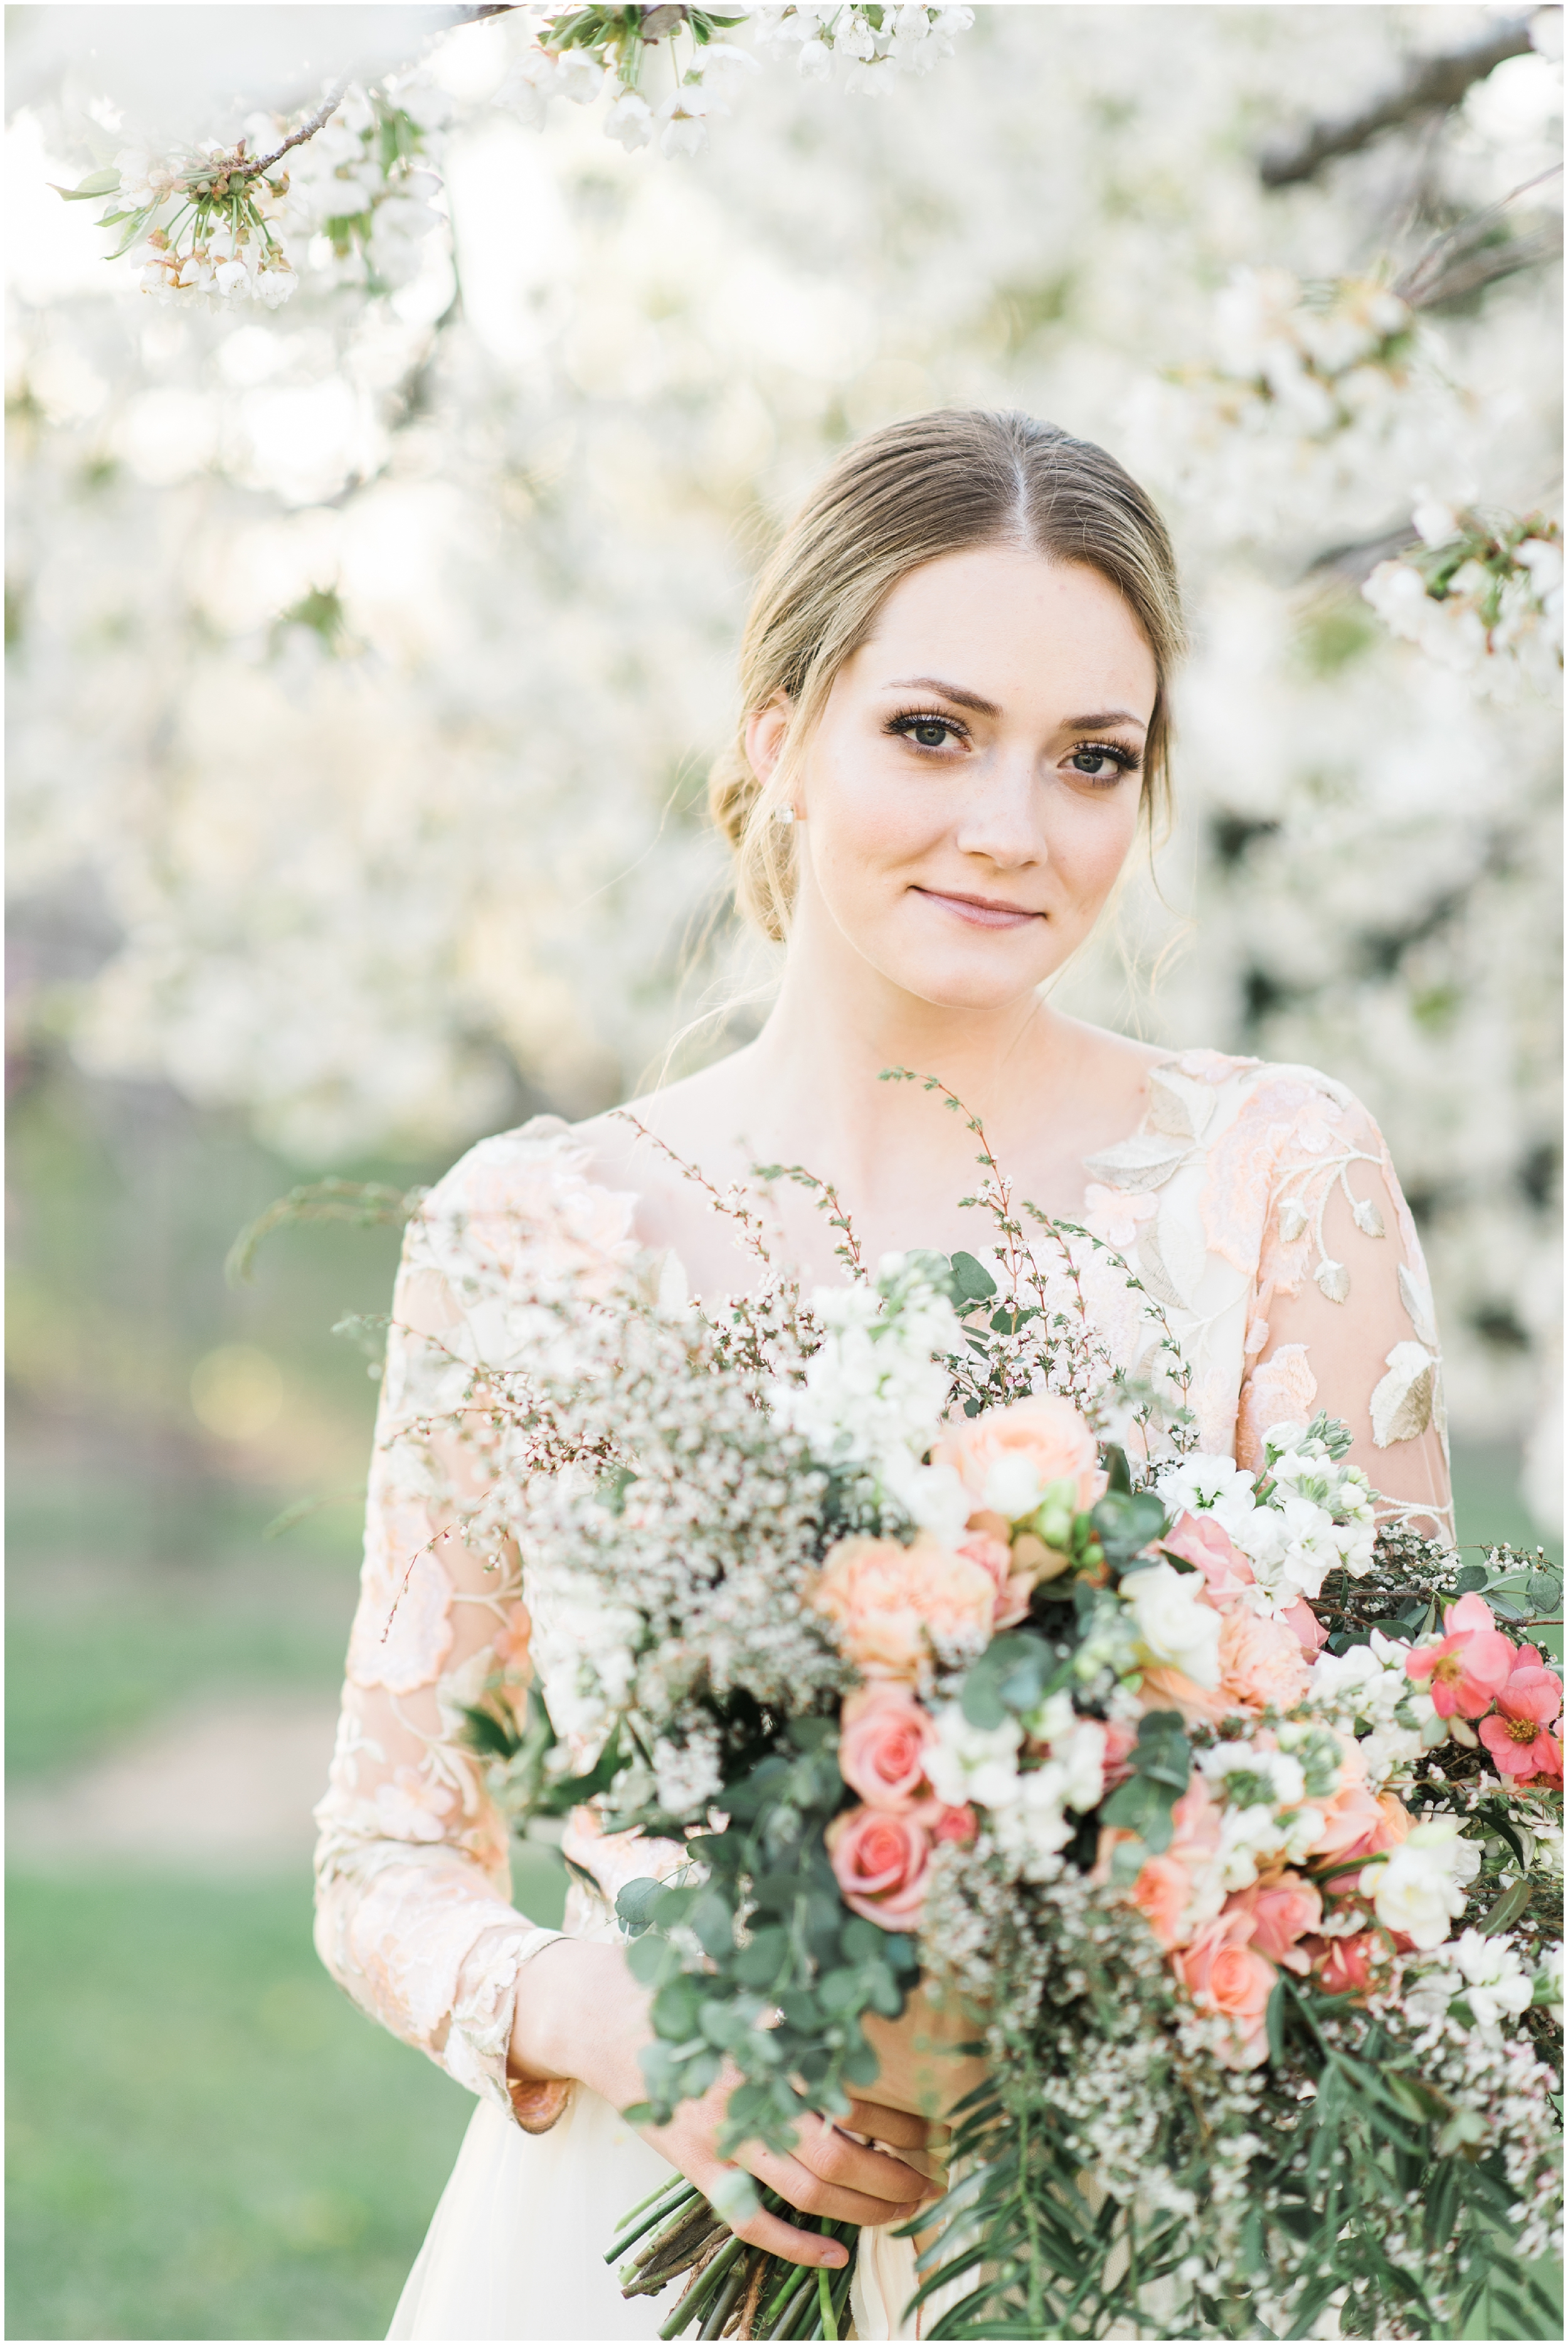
[312,1050,1452,2341]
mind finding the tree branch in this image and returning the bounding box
[237,83,350,179]
[1260,16,1539,188]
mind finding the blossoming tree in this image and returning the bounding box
[5,1,1563,1514]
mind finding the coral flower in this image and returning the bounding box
[809,1534,996,1680]
[1311,1930,1384,1997]
[1229,1875,1322,1972]
[1478,1660,1565,1780]
[932,1394,1107,1521]
[1402,1591,1516,1719]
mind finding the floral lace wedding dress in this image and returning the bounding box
[312,1050,1453,2342]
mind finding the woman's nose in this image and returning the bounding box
[951,755,1044,871]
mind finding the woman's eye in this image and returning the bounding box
[896,716,959,750]
[1069,747,1130,782]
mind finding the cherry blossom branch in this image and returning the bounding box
[1260,15,1539,187]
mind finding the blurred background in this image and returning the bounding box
[5,5,1562,2337]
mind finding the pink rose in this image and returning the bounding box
[1229,1875,1322,1974]
[956,1529,1034,1629]
[933,1395,1107,1523]
[1281,1598,1329,1657]
[1217,1609,1311,1715]
[809,1534,997,1680]
[1160,1511,1256,1603]
[1101,1719,1139,1785]
[825,1805,932,1929]
[839,1684,937,1811]
[1172,1911,1276,2069]
[929,1802,978,1844]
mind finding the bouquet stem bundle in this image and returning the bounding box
[608,2176,856,2340]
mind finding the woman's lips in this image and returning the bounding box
[911,886,1044,930]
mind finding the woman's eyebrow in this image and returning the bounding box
[883,675,1002,717]
[883,678,1148,733]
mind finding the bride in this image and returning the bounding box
[312,408,1451,2341]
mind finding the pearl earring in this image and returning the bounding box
[774,804,796,825]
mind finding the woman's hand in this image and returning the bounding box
[509,1939,944,2270]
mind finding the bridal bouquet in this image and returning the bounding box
[429,1111,1562,2342]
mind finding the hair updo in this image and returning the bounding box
[708,408,1185,942]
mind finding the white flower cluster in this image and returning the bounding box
[1361,1814,1483,1950]
[1306,1628,1443,1786]
[749,4,974,95]
[1406,1925,1537,2028]
[927,1689,1108,1883]
[1154,1422,1374,1614]
[776,1252,965,1536]
[1364,503,1564,697]
[1195,1727,1343,1889]
[280,83,450,290]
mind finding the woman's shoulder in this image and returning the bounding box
[1148,1047,1380,1140]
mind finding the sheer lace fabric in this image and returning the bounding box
[314,1051,1453,2147]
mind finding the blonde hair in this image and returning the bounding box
[709,408,1187,942]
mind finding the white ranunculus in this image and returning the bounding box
[928,1707,1022,1811]
[1448,1927,1534,2026]
[1363,1817,1482,1950]
[1125,1560,1223,1689]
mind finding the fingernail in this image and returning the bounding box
[825,2247,847,2267]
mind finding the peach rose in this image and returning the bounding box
[1217,1609,1311,1715]
[1136,1664,1230,1727]
[1305,1736,1385,1863]
[839,1684,937,1811]
[933,1395,1107,1523]
[826,1805,932,1929]
[1333,1789,1412,1865]
[809,1534,996,1679]
[1160,1511,1256,1603]
[1229,1874,1322,1974]
[1131,1853,1194,1950]
[928,1801,978,1844]
[1101,1718,1139,1785]
[956,1529,1034,1629]
[1172,1911,1276,2069]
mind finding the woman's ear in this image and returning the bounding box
[744,693,791,792]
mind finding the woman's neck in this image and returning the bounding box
[736,944,1076,1207]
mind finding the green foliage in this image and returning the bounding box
[1098,1709,1190,1854]
[615,1719,918,2158]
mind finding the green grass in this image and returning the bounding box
[6,1869,471,2341]
[3,1855,569,2342]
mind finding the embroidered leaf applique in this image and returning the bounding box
[1278,1197,1309,1242]
[1314,1258,1350,1304]
[1370,1340,1438,1446]
[1145,1066,1216,1142]
[1136,1228,1189,1311]
[1083,1133,1190,1194]
[1397,1263,1440,1349]
[1350,1196,1385,1238]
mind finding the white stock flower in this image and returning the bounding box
[928,1706,1022,1811]
[1448,1928,1534,2026]
[1363,1816,1483,1950]
[1124,1560,1223,1688]
[1154,1452,1258,1539]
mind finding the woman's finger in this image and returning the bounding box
[790,2112,943,2204]
[746,2145,926,2233]
[718,2188,851,2270]
[839,2098,941,2152]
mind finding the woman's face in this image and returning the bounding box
[753,544,1159,1013]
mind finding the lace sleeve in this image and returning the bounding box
[1234,1078,1453,1541]
[312,1119,632,2133]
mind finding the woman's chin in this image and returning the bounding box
[876,946,1064,1014]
